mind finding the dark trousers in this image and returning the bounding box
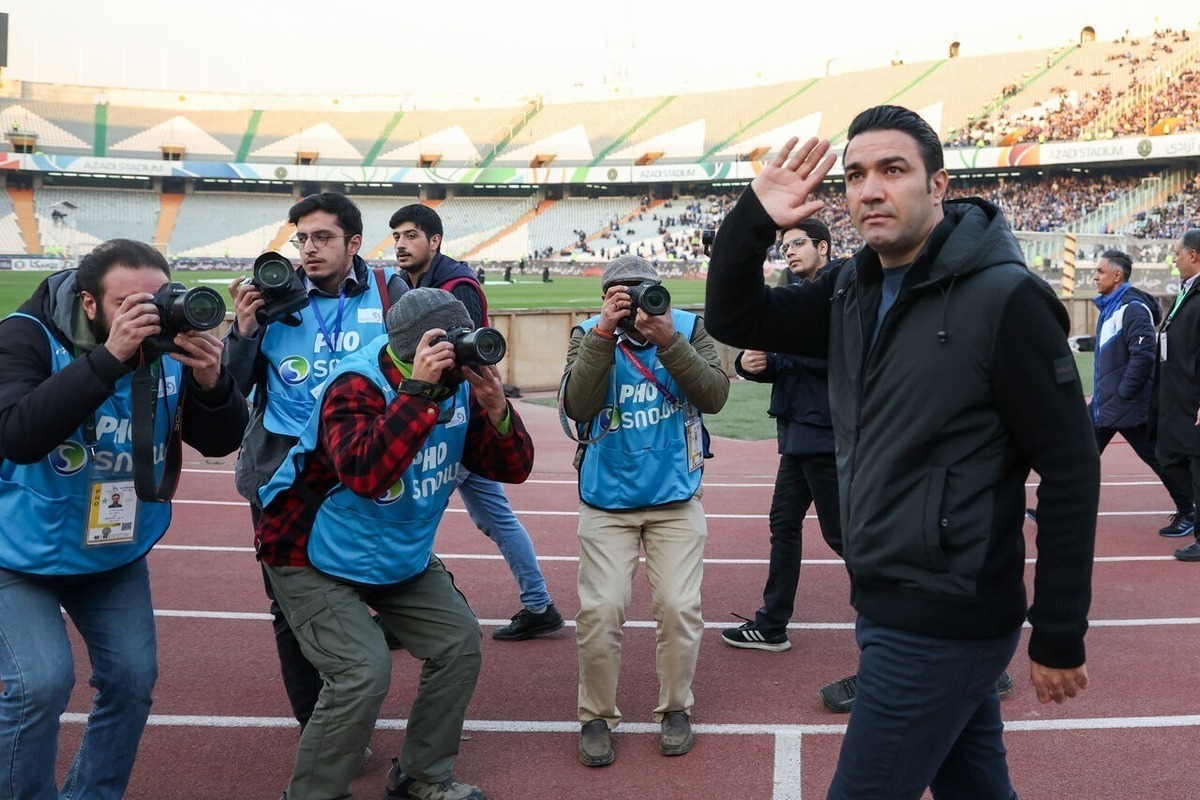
[1156,449,1200,542]
[252,505,321,728]
[755,452,841,633]
[1096,425,1193,513]
[828,616,1020,800]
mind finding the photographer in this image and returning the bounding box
[561,255,729,766]
[223,192,407,737]
[0,238,246,799]
[257,288,533,800]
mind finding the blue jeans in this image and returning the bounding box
[456,469,551,609]
[0,559,158,800]
[828,615,1020,800]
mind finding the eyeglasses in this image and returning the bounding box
[289,231,352,250]
[779,236,815,254]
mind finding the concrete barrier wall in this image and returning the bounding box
[214,296,1146,393]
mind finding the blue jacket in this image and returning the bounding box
[1091,283,1158,429]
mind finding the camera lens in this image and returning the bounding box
[637,283,671,316]
[179,286,226,331]
[255,257,294,291]
[466,328,507,365]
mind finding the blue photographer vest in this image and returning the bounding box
[260,281,387,436]
[0,314,180,575]
[259,337,471,586]
[576,309,702,511]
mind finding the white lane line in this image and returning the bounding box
[58,712,1200,735]
[775,732,804,800]
[150,545,1186,567]
[169,499,1192,522]
[148,609,1200,630]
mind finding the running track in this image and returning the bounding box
[51,396,1200,799]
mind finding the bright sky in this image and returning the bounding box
[4,1,1198,102]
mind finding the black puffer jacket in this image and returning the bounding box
[706,189,1099,670]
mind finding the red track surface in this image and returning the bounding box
[51,396,1200,799]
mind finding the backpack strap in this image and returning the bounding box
[440,275,489,326]
[372,267,392,313]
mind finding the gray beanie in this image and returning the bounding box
[387,287,473,361]
[601,255,659,291]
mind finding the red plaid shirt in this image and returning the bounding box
[255,349,534,567]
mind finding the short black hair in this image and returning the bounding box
[783,218,832,254]
[846,105,944,179]
[1100,248,1133,282]
[389,203,443,240]
[76,239,170,300]
[1183,228,1200,253]
[288,192,363,237]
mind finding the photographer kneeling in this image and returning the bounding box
[0,239,247,799]
[256,288,533,800]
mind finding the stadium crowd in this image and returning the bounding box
[945,28,1196,147]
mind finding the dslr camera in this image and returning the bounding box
[143,282,226,355]
[249,251,309,326]
[618,280,671,329]
[701,229,716,247]
[432,325,507,366]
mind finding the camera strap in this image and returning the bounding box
[131,360,185,503]
[556,369,619,447]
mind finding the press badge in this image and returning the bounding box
[86,480,137,545]
[685,413,704,472]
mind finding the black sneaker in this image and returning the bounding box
[1174,540,1200,561]
[721,621,791,652]
[1160,511,1196,538]
[996,671,1014,699]
[818,674,856,713]
[491,603,564,641]
[386,759,486,800]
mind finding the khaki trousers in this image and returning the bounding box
[576,497,707,727]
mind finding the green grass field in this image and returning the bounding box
[0,271,708,317]
[1,269,1093,441]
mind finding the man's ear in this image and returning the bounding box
[80,290,99,322]
[430,233,442,253]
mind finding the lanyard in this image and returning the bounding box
[618,340,681,408]
[1162,284,1190,333]
[309,292,346,351]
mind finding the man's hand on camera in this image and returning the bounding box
[103,293,161,363]
[463,363,508,426]
[598,285,632,336]
[750,136,836,229]
[228,276,265,338]
[411,329,456,384]
[171,331,224,391]
[635,308,676,349]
